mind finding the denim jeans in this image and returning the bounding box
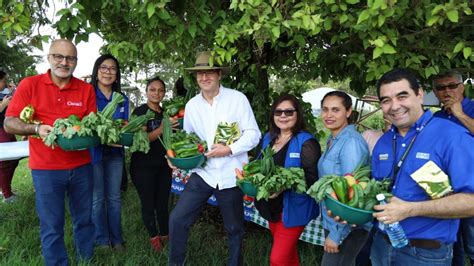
[453,217,474,266]
[32,164,94,266]
[169,174,244,266]
[371,231,453,266]
[92,152,124,246]
[321,229,370,266]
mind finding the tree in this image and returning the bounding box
[0,40,39,82]
[0,0,49,80]
[2,0,473,129]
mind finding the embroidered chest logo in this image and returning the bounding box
[379,153,389,160]
[67,101,83,107]
[415,152,430,160]
[289,152,300,158]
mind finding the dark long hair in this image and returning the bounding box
[90,54,122,92]
[146,76,166,91]
[0,70,6,80]
[269,94,306,140]
[321,90,352,111]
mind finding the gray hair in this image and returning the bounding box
[432,70,463,87]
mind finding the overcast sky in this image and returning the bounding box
[34,33,103,78]
[32,0,104,78]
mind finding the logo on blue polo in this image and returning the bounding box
[416,152,430,160]
[120,107,125,112]
[379,153,389,160]
[289,152,300,158]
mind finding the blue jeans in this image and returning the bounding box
[453,217,474,266]
[92,152,124,246]
[169,174,244,266]
[371,231,453,266]
[32,164,94,266]
[321,229,370,266]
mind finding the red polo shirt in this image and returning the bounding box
[6,70,97,170]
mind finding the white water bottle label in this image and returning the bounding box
[378,221,385,232]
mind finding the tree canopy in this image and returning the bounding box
[1,0,473,128]
[0,40,38,82]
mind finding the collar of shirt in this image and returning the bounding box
[42,69,77,91]
[326,124,357,145]
[461,97,472,109]
[197,85,223,105]
[95,87,114,111]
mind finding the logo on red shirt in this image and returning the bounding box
[67,101,83,107]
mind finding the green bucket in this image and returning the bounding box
[56,134,100,151]
[167,154,205,170]
[237,180,257,197]
[119,132,134,146]
[324,194,374,225]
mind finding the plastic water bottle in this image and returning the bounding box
[376,193,408,248]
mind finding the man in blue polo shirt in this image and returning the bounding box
[370,68,474,266]
[432,71,474,266]
[433,71,474,134]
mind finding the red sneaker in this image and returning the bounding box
[150,236,162,252]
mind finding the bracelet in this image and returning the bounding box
[35,124,41,135]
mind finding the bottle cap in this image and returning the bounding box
[376,193,385,201]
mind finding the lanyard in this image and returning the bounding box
[389,116,433,191]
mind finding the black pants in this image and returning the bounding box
[131,163,171,237]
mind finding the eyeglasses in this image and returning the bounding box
[274,109,296,117]
[99,65,118,74]
[434,82,461,92]
[196,70,219,77]
[49,54,78,63]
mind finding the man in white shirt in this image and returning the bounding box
[168,51,260,266]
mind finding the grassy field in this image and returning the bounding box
[0,159,324,265]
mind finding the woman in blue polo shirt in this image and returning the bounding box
[90,54,129,250]
[254,94,321,266]
[318,91,369,266]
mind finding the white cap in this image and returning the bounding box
[376,193,385,201]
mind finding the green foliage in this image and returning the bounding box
[358,111,386,132]
[0,40,38,81]
[2,0,473,135]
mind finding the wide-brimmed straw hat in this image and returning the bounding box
[185,51,230,74]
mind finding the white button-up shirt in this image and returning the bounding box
[184,86,261,189]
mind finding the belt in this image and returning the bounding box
[382,233,441,249]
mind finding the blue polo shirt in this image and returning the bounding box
[434,97,474,128]
[372,110,474,243]
[90,88,130,164]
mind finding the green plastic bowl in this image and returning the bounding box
[324,193,374,225]
[119,132,134,146]
[167,154,205,170]
[237,180,257,197]
[56,134,100,151]
[178,118,184,129]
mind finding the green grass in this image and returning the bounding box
[0,159,324,265]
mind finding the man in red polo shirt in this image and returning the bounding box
[4,39,96,265]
